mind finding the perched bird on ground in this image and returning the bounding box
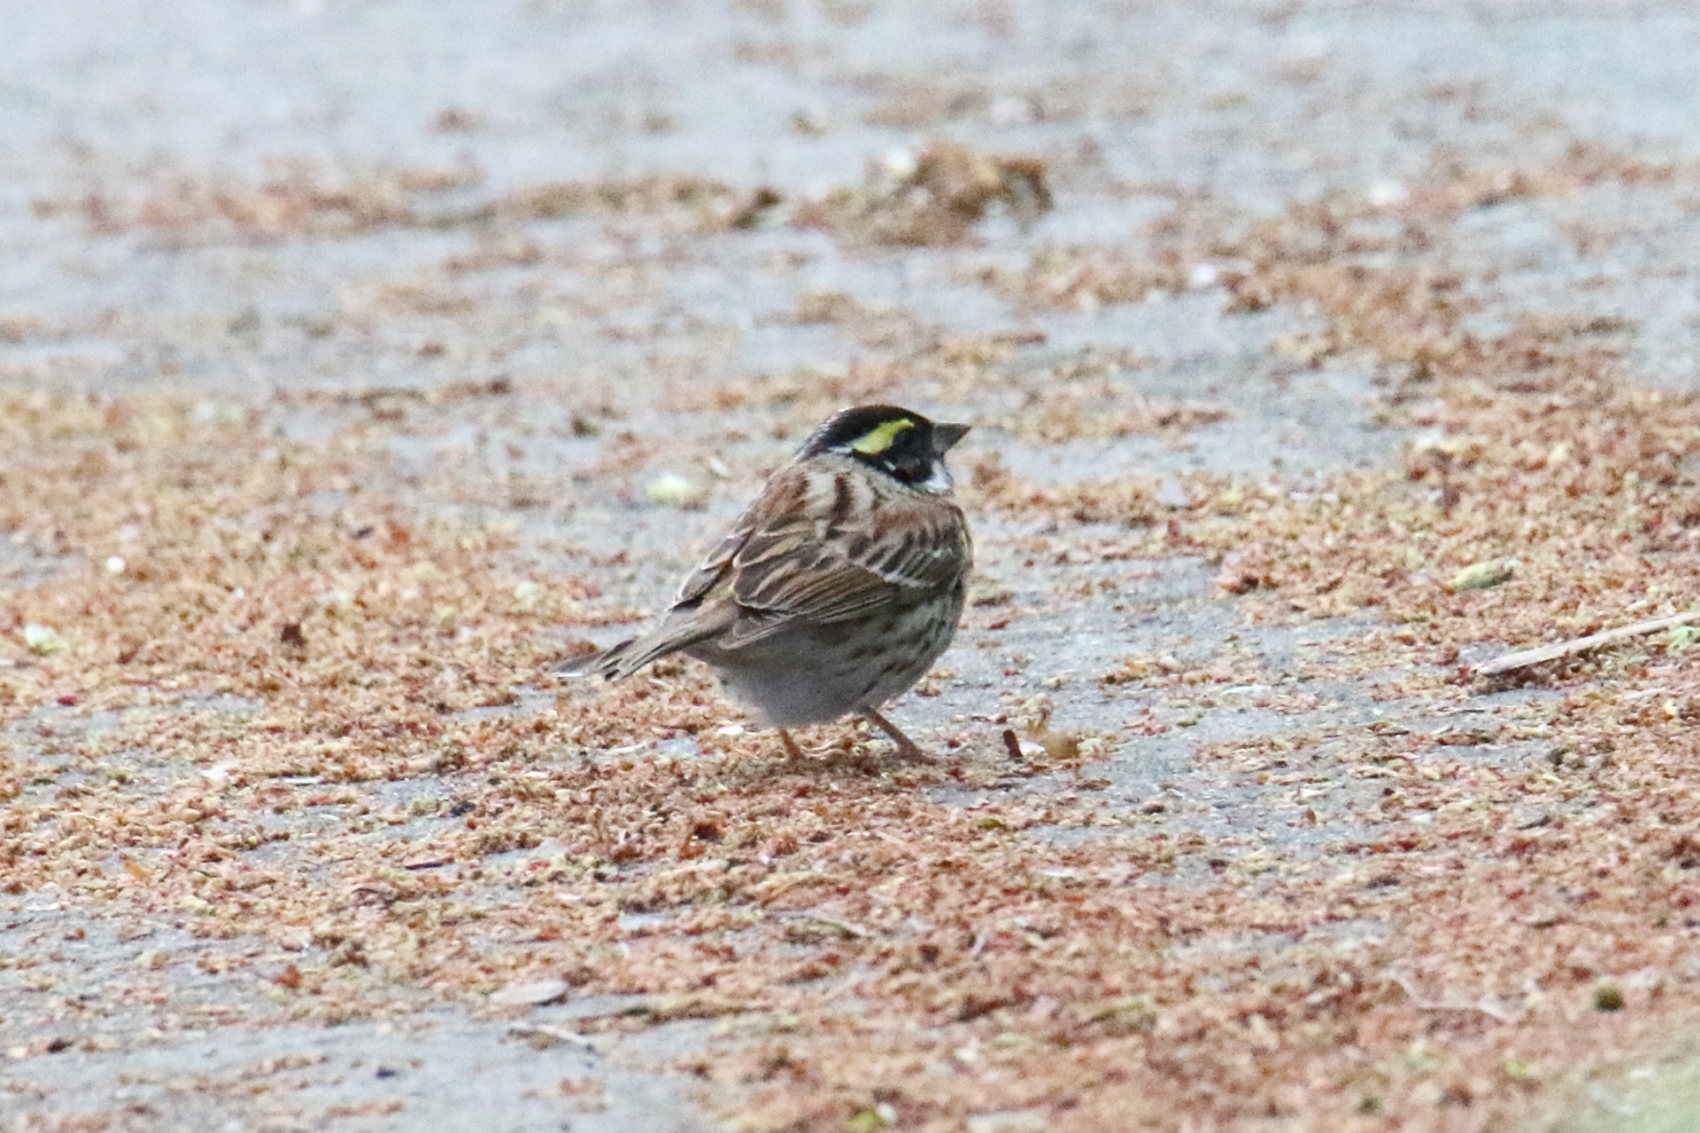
[570,404,973,761]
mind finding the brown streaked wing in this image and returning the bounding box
[670,463,808,610]
[718,468,969,651]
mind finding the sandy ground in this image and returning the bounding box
[7,2,1700,1131]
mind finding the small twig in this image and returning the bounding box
[1473,610,1700,677]
[1388,973,1513,1022]
[789,914,871,939]
[506,1022,595,1051]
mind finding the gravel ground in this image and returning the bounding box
[7,2,1700,1131]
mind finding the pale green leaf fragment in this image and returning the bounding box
[22,623,64,655]
[1448,558,1517,592]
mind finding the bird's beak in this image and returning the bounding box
[933,422,970,453]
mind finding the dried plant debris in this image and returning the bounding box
[14,138,1700,1133]
[32,159,745,241]
[987,369,1231,444]
[493,175,744,228]
[975,245,1195,311]
[34,145,1047,250]
[791,142,1052,246]
[777,289,930,349]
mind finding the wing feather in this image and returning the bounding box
[712,459,969,651]
[582,455,970,673]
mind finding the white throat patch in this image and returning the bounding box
[917,460,954,494]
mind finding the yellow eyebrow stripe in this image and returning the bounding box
[848,418,914,454]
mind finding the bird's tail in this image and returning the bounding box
[558,636,657,681]
[557,615,723,681]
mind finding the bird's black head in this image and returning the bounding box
[799,404,970,492]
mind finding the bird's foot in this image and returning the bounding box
[779,728,810,765]
[859,706,937,764]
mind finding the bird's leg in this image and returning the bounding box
[859,706,934,763]
[779,727,807,764]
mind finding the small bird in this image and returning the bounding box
[571,404,973,762]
